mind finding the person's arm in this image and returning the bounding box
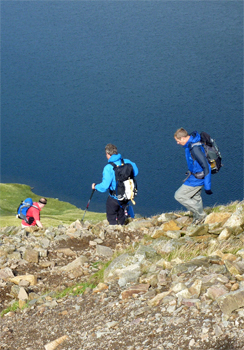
[192,146,212,193]
[191,146,209,176]
[35,220,43,228]
[93,164,114,192]
[32,207,43,227]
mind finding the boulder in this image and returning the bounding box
[205,212,231,225]
[121,284,150,299]
[0,267,14,280]
[217,290,244,316]
[160,220,181,232]
[218,227,232,241]
[224,260,244,276]
[23,249,39,263]
[157,213,178,223]
[103,253,144,284]
[18,287,28,301]
[60,255,88,272]
[147,290,171,306]
[96,245,113,258]
[186,224,209,237]
[206,285,229,300]
[224,205,244,229]
[10,274,37,286]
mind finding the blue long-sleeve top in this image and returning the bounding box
[95,153,138,197]
[183,131,211,191]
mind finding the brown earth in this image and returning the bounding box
[1,225,244,349]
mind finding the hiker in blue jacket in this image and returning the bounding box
[174,128,212,224]
[92,143,138,225]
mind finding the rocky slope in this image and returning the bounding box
[1,202,244,350]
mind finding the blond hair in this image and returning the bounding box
[174,128,188,139]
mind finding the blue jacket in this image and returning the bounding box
[183,132,211,191]
[95,153,138,198]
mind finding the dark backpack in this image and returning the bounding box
[110,159,137,204]
[191,132,222,174]
[17,198,38,224]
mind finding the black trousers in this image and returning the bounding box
[106,196,128,225]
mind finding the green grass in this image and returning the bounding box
[1,301,19,317]
[211,201,239,213]
[1,260,110,316]
[0,183,106,227]
[0,282,97,317]
[0,262,110,317]
[53,282,96,299]
[160,240,244,263]
[88,260,112,285]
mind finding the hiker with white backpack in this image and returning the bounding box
[174,128,222,225]
[92,143,138,225]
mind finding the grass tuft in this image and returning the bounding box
[53,282,96,299]
[211,201,239,213]
[88,261,111,285]
[1,301,19,317]
[160,240,244,263]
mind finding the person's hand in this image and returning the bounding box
[205,189,213,195]
[92,183,96,190]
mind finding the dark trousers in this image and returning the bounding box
[106,196,128,225]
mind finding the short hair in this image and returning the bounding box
[174,128,188,139]
[39,198,47,205]
[105,144,118,156]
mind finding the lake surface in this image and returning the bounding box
[1,1,243,217]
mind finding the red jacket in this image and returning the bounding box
[22,202,41,226]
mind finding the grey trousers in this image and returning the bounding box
[174,184,205,218]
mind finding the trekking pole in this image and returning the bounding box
[81,189,95,222]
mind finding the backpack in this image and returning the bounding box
[110,159,137,204]
[191,131,222,174]
[17,198,38,223]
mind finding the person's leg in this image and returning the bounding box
[106,196,119,225]
[174,184,205,218]
[117,201,128,225]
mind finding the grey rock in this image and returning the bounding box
[23,249,39,263]
[186,224,209,237]
[135,244,158,260]
[60,255,88,272]
[96,245,113,258]
[40,238,50,248]
[217,290,244,316]
[152,239,182,254]
[0,267,14,280]
[104,253,143,284]
[18,287,28,301]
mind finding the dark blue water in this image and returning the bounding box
[1,1,243,217]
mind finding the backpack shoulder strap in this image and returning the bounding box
[189,141,202,150]
[31,205,40,211]
[189,142,210,174]
[188,142,204,161]
[188,141,202,156]
[110,159,124,169]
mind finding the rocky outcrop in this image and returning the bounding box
[0,201,244,349]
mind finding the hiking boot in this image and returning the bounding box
[192,214,207,225]
[192,218,203,225]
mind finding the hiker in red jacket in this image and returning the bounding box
[21,198,47,228]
